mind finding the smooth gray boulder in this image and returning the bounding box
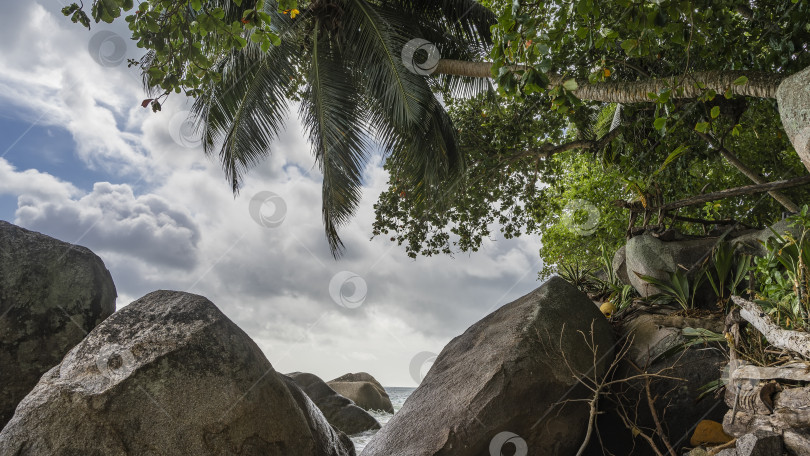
[288,372,381,435]
[612,244,631,285]
[0,290,355,456]
[330,372,386,393]
[0,220,116,428]
[361,277,615,456]
[328,372,393,414]
[777,65,810,173]
[625,234,717,298]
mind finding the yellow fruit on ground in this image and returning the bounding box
[600,301,615,318]
[690,420,733,447]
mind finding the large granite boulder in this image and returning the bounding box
[288,372,381,435]
[625,234,717,301]
[361,277,615,456]
[0,290,355,456]
[0,220,116,428]
[777,64,810,172]
[328,372,393,414]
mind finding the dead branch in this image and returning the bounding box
[645,379,677,456]
[656,175,810,212]
[732,296,810,359]
[695,131,800,212]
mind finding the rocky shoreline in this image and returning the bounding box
[3,219,810,455]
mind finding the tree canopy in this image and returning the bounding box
[64,0,810,271]
[64,0,494,256]
[374,0,810,275]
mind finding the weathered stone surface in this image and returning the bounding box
[0,220,116,428]
[777,65,810,173]
[618,311,726,450]
[625,234,717,303]
[735,430,783,456]
[622,313,683,367]
[361,277,615,456]
[288,372,381,435]
[330,372,387,394]
[612,244,631,285]
[783,430,810,456]
[327,380,394,414]
[0,290,355,456]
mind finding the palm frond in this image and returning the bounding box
[191,24,300,192]
[389,98,463,210]
[341,0,435,133]
[387,0,496,46]
[300,23,372,256]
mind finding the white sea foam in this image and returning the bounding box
[349,387,415,453]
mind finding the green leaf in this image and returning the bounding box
[562,79,578,91]
[654,145,689,175]
[695,122,710,133]
[653,117,666,130]
[733,75,749,85]
[711,106,720,119]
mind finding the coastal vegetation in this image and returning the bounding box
[53,1,810,454]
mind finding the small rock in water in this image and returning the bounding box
[287,371,381,435]
[328,372,394,414]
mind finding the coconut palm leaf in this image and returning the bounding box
[300,23,371,254]
[175,0,496,256]
[191,15,301,192]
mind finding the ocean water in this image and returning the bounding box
[349,387,415,453]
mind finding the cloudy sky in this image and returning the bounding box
[0,0,544,387]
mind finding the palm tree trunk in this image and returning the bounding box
[434,59,783,102]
